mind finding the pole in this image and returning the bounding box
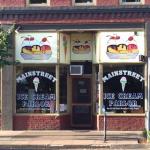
[104,110,106,142]
[102,105,106,142]
[148,58,150,141]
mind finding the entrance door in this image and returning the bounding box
[71,77,92,128]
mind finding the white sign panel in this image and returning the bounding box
[15,32,58,63]
[100,31,145,62]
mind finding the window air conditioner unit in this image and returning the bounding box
[70,65,83,75]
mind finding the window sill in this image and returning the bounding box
[27,4,49,7]
[73,3,95,6]
[15,113,60,116]
[120,2,144,5]
[15,112,69,116]
[96,113,145,116]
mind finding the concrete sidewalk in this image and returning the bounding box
[0,130,145,149]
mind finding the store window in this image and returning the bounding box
[103,64,144,114]
[16,66,56,113]
[59,66,68,113]
[27,0,49,6]
[73,0,95,5]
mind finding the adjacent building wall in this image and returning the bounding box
[1,66,13,130]
[0,0,150,8]
[0,0,25,7]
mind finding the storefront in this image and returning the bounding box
[11,29,146,130]
[95,31,145,130]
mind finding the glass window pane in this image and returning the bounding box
[59,66,67,113]
[103,64,144,114]
[16,66,56,113]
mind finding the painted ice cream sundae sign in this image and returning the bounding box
[72,40,91,54]
[100,31,144,62]
[103,69,144,112]
[15,32,58,63]
[71,33,93,60]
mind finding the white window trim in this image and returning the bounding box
[27,0,50,7]
[120,0,144,5]
[73,0,96,6]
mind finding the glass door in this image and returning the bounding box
[71,77,92,127]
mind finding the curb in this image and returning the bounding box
[0,145,111,150]
[0,143,146,150]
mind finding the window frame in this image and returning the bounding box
[120,0,144,5]
[27,0,50,7]
[73,0,96,6]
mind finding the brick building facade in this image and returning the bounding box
[0,0,149,131]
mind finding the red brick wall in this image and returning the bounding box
[94,115,145,131]
[97,0,119,6]
[145,0,150,4]
[0,0,71,7]
[51,0,71,7]
[13,115,70,130]
[0,0,25,7]
[1,0,150,8]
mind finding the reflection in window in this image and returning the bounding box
[103,64,144,114]
[122,0,140,2]
[16,66,56,113]
[59,66,67,113]
[29,0,47,4]
[74,0,94,5]
[121,0,142,4]
[75,0,92,3]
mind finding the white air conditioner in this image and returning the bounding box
[70,65,83,75]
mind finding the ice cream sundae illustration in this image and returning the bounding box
[72,40,91,54]
[33,77,40,92]
[106,33,139,59]
[120,77,127,92]
[20,35,52,60]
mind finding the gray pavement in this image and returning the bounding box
[0,130,147,149]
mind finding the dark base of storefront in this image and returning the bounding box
[0,115,141,131]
